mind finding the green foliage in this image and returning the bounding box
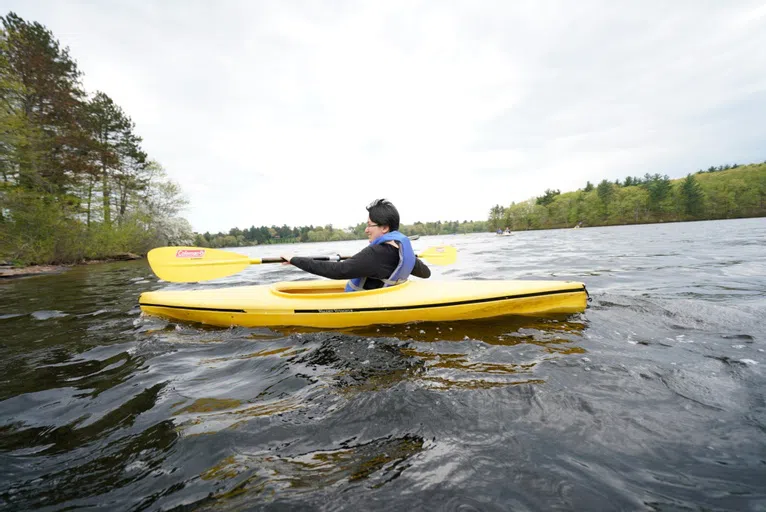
[193,219,489,248]
[402,220,488,236]
[535,189,560,207]
[642,173,672,213]
[596,180,615,219]
[85,91,147,226]
[0,187,190,264]
[489,163,766,231]
[679,174,705,216]
[488,204,505,231]
[0,189,83,263]
[1,12,89,195]
[0,12,191,265]
[697,163,740,174]
[596,180,614,203]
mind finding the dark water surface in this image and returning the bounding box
[1,218,765,511]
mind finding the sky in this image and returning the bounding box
[5,1,766,233]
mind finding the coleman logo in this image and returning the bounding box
[176,249,205,258]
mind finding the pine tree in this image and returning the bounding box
[680,173,704,216]
[85,92,146,226]
[1,12,89,194]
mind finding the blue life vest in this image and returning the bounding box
[345,231,416,292]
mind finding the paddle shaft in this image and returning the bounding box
[259,255,342,264]
[261,254,422,264]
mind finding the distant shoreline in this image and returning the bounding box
[511,214,766,231]
[4,216,763,278]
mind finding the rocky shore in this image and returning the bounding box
[0,253,142,279]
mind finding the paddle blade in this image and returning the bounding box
[147,246,251,282]
[417,245,457,266]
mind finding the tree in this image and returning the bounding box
[113,142,148,223]
[488,204,505,231]
[141,161,188,218]
[484,163,765,232]
[643,173,672,214]
[1,12,89,194]
[85,92,147,226]
[536,188,560,206]
[0,12,195,264]
[0,52,28,187]
[679,173,704,216]
[596,179,614,204]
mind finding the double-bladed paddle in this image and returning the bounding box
[147,245,457,282]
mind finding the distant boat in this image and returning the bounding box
[410,235,421,240]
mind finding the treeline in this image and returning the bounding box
[0,12,192,265]
[194,220,489,248]
[193,225,358,248]
[488,162,766,231]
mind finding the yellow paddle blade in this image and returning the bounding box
[147,246,257,282]
[417,245,457,266]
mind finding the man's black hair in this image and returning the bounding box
[367,198,400,231]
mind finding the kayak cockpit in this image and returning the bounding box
[269,280,412,297]
[271,281,346,295]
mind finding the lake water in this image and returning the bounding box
[1,218,765,511]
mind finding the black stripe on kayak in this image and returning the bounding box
[139,303,246,313]
[295,287,586,314]
[139,286,585,315]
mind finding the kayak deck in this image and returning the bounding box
[139,279,588,328]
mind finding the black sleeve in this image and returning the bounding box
[412,257,431,279]
[289,245,392,280]
[290,243,430,280]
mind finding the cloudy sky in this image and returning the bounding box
[5,1,766,232]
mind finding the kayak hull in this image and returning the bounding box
[139,279,587,329]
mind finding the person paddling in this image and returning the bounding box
[281,198,431,291]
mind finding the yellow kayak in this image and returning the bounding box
[139,279,588,329]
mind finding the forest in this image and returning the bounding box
[191,220,489,248]
[1,13,191,266]
[488,163,766,232]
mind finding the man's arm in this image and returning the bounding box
[411,258,431,279]
[289,245,394,280]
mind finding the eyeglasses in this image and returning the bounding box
[366,223,380,228]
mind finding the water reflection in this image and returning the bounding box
[172,397,305,436]
[192,435,425,509]
[289,333,424,392]
[1,350,144,401]
[339,314,587,345]
[275,316,588,392]
[2,420,178,510]
[0,383,166,455]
